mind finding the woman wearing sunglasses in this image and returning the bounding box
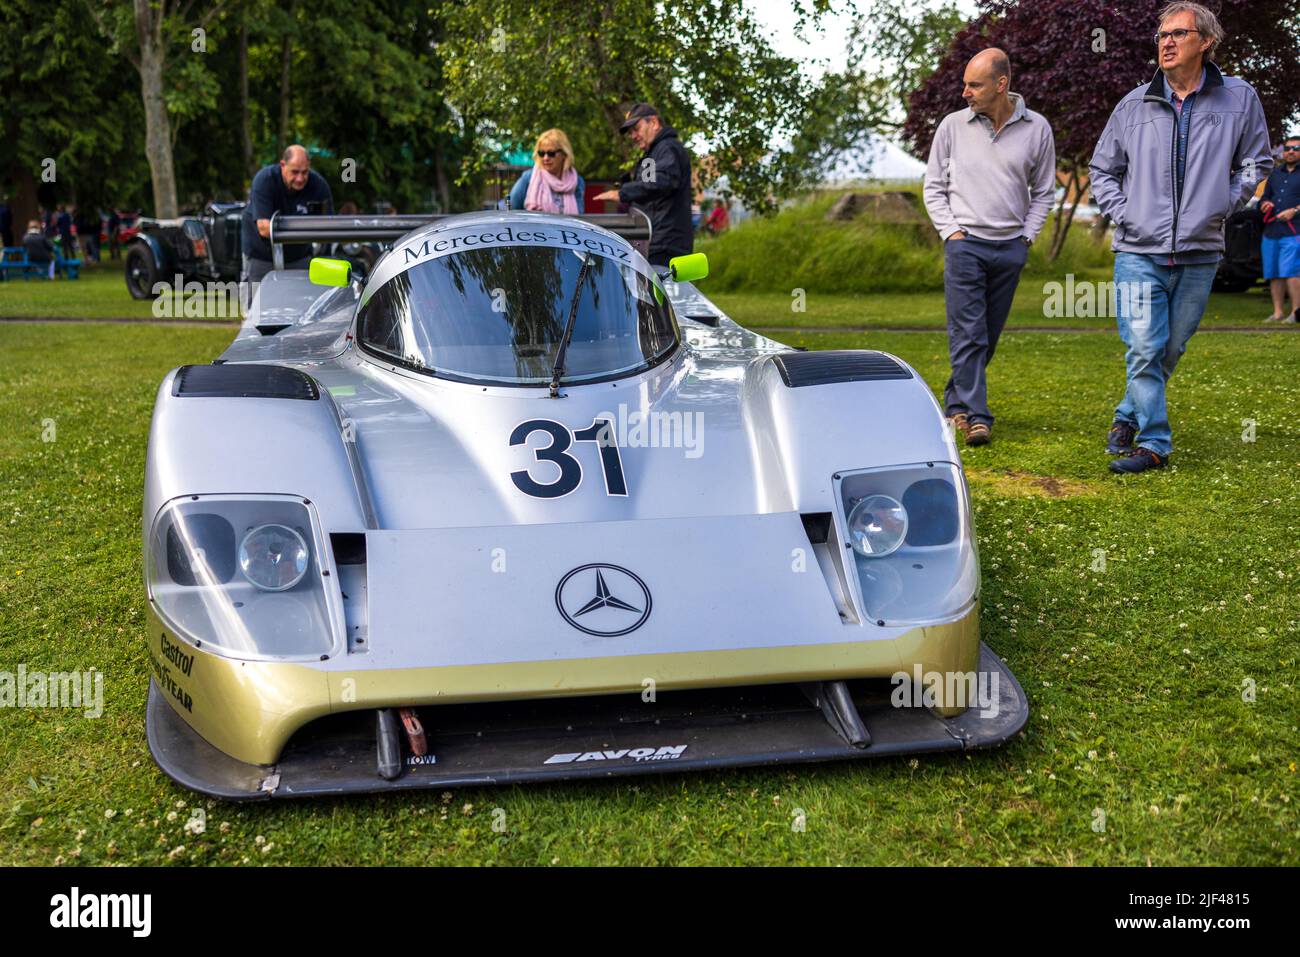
[508,129,585,214]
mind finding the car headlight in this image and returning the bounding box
[147,495,342,660]
[239,524,309,591]
[847,495,908,558]
[836,463,978,626]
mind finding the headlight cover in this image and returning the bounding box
[836,463,978,626]
[147,495,343,660]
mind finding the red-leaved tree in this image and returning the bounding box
[903,0,1300,260]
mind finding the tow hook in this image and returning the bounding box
[399,707,428,757]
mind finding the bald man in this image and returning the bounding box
[923,49,1056,446]
[240,144,335,296]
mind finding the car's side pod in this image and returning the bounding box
[740,349,957,515]
[143,363,375,536]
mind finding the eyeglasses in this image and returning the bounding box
[537,149,565,158]
[1154,28,1201,43]
[1284,145,1300,152]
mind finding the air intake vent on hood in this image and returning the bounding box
[774,350,911,388]
[173,363,319,400]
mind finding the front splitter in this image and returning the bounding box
[146,643,1028,800]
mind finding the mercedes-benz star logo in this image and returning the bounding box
[555,564,652,637]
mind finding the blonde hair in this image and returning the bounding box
[534,129,575,174]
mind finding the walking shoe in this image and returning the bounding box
[1108,447,1167,474]
[1283,313,1299,325]
[1106,420,1137,455]
[946,412,971,441]
[964,421,991,446]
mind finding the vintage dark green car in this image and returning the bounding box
[124,201,246,300]
[125,201,381,300]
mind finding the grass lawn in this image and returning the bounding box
[0,258,1286,334]
[0,261,240,322]
[0,316,1295,866]
[711,284,1283,331]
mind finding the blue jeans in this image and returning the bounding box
[1112,253,1217,457]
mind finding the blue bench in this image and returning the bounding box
[0,247,37,280]
[52,240,82,279]
[0,246,80,280]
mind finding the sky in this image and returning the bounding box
[746,0,980,179]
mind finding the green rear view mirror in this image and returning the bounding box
[668,253,708,283]
[309,257,352,287]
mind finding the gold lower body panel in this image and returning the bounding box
[146,602,980,766]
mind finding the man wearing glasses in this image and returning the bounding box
[1089,2,1272,474]
[591,104,693,268]
[1261,136,1300,323]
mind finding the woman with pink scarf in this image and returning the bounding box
[508,129,586,214]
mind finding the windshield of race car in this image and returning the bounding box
[357,244,678,385]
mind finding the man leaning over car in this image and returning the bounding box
[1089,2,1272,474]
[923,48,1056,448]
[240,144,334,310]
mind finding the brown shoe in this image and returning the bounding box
[965,421,991,446]
[947,413,971,441]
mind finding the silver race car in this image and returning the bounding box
[142,210,1028,799]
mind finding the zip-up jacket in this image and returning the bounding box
[618,126,693,264]
[1088,61,1272,258]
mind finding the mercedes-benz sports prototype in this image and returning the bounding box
[142,210,1028,799]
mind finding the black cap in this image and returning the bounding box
[619,103,659,134]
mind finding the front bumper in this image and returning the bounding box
[143,599,985,767]
[146,642,1028,800]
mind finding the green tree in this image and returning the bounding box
[1,0,151,229]
[439,0,835,213]
[852,0,966,128]
[291,0,475,212]
[86,0,225,218]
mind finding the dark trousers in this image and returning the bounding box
[942,236,1028,425]
[649,248,691,269]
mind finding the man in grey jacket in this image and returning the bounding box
[1089,2,1272,474]
[923,48,1056,446]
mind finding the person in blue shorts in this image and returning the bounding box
[1261,134,1300,323]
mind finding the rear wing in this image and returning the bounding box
[268,210,652,268]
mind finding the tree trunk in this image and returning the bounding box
[586,4,637,155]
[276,15,293,157]
[433,144,450,213]
[240,16,254,178]
[138,37,178,217]
[1047,162,1082,263]
[7,162,41,243]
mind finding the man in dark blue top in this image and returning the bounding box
[55,205,74,260]
[240,145,333,302]
[1261,134,1300,323]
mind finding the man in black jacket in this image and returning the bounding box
[593,104,692,267]
[22,220,56,278]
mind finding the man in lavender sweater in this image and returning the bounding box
[1089,3,1272,473]
[923,48,1057,447]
